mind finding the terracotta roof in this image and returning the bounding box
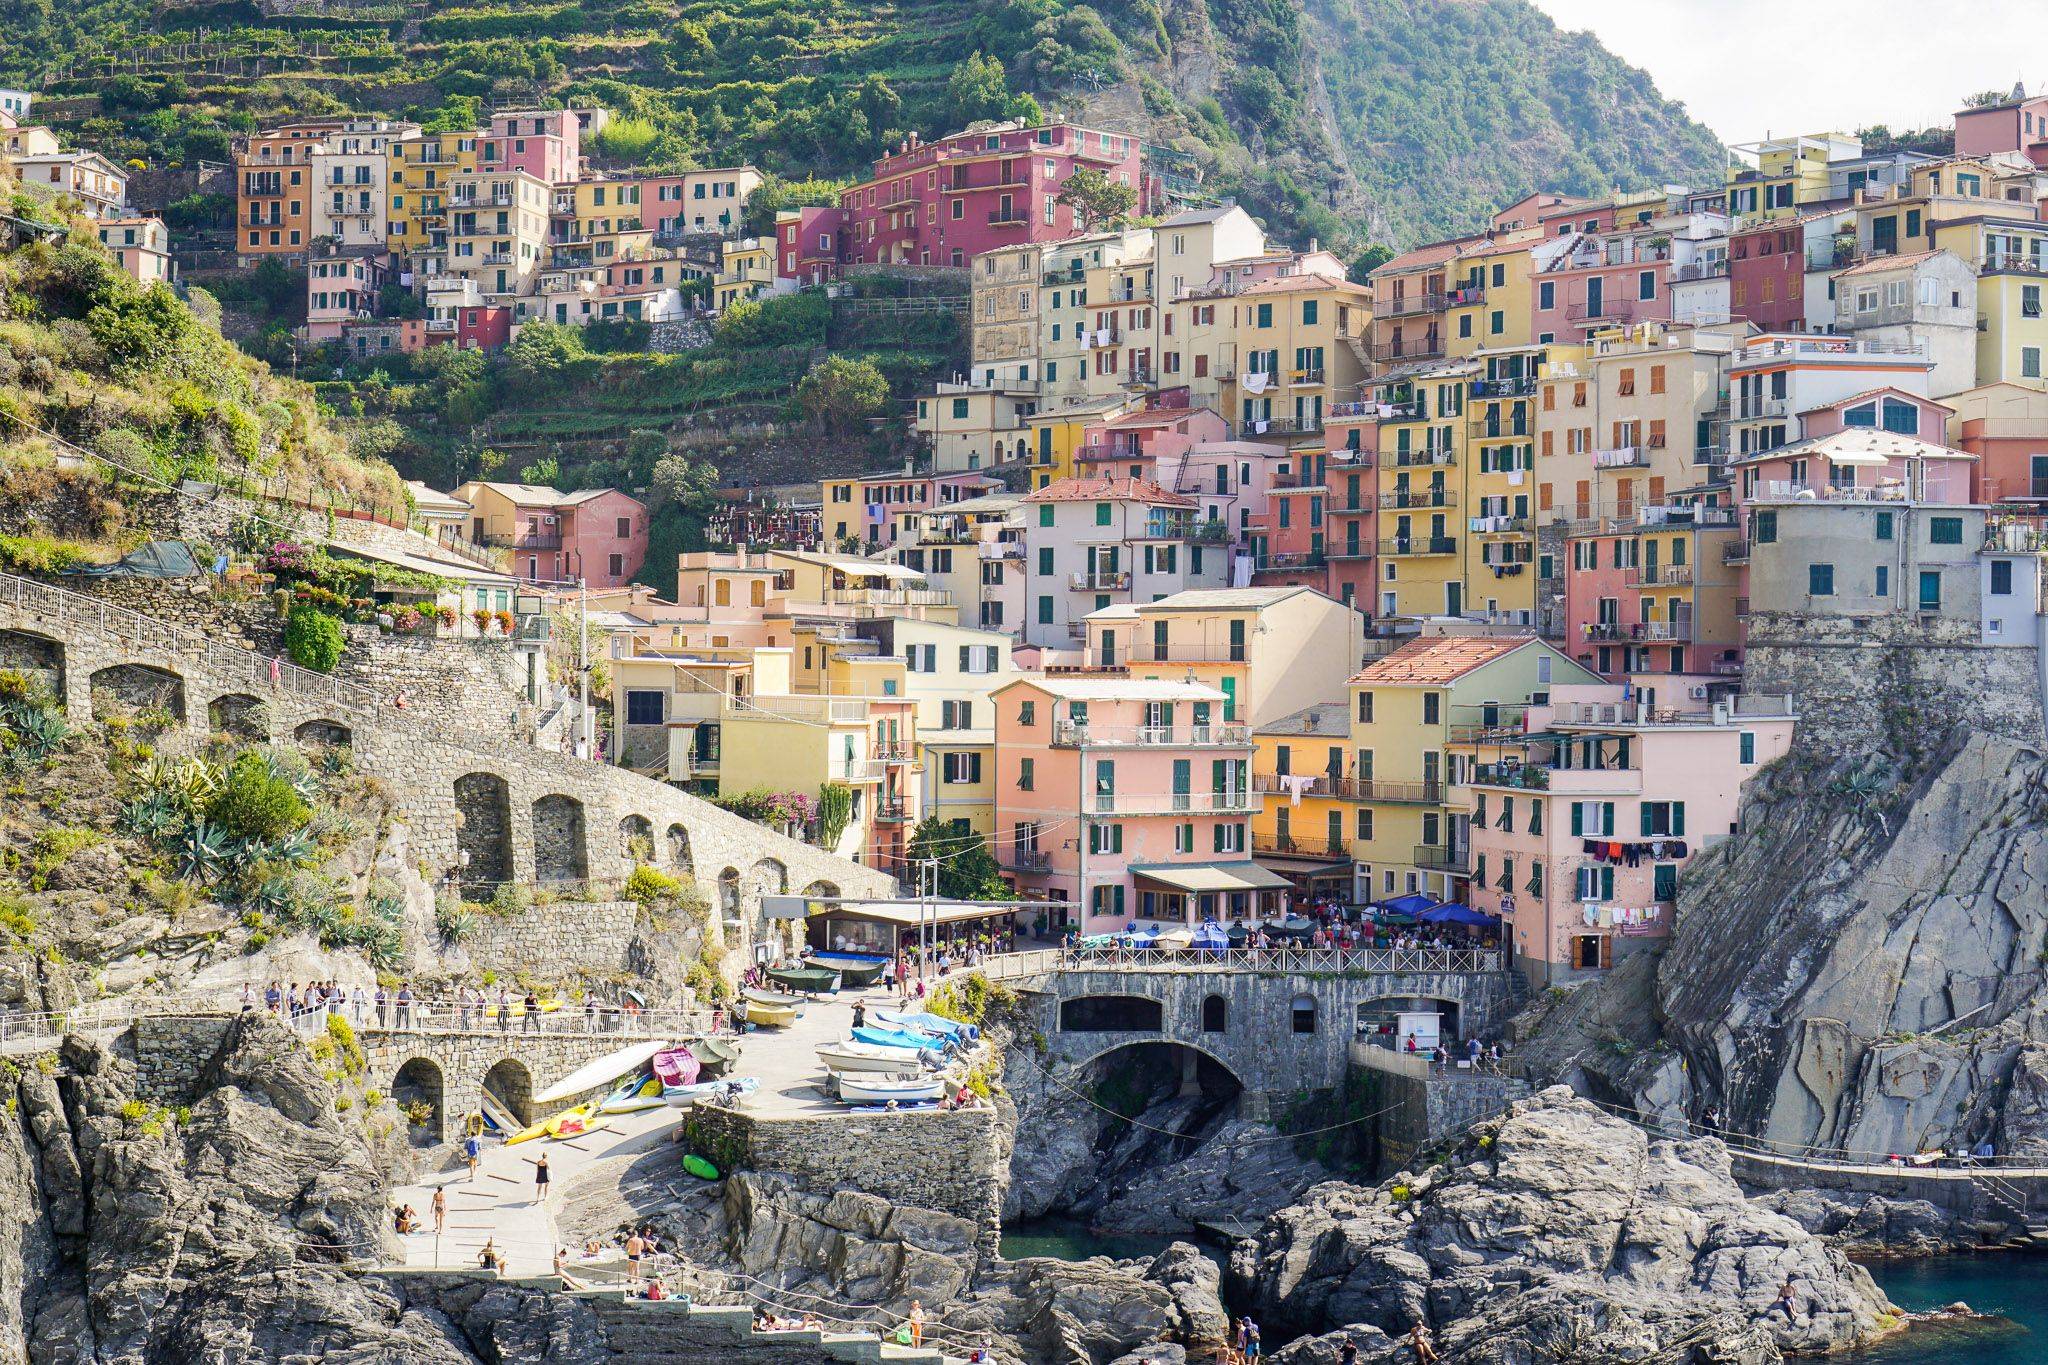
[1103,409,1195,429]
[1232,272,1372,297]
[1350,635,1542,686]
[1371,237,1479,276]
[1835,249,1943,279]
[1021,475,1197,508]
[1796,385,1956,416]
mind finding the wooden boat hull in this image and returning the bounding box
[836,1075,947,1105]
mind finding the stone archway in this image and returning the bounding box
[801,879,841,903]
[0,628,64,704]
[392,1056,447,1143]
[620,814,654,862]
[294,718,353,749]
[1060,995,1166,1032]
[454,773,513,894]
[89,663,185,722]
[207,692,268,739]
[1067,1039,1247,1123]
[666,823,694,876]
[749,857,787,904]
[533,794,588,883]
[716,867,742,925]
[483,1058,536,1127]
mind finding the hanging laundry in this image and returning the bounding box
[1279,773,1319,806]
[1243,372,1271,394]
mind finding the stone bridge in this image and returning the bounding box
[0,572,893,944]
[358,1025,669,1143]
[1006,963,1517,1118]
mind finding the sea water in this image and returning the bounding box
[1852,1255,2048,1363]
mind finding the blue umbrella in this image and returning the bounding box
[1419,902,1498,927]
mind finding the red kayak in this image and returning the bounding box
[652,1047,700,1089]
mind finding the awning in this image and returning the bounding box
[1129,862,1293,894]
[1420,902,1500,927]
[1378,892,1439,915]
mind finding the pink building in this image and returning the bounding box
[776,206,846,285]
[1077,406,1229,476]
[1954,87,2048,168]
[478,109,584,184]
[451,481,650,587]
[1463,683,1795,983]
[831,121,1152,270]
[1248,451,1327,583]
[993,675,1285,933]
[304,252,385,342]
[1531,226,1674,339]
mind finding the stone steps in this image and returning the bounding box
[575,1291,952,1364]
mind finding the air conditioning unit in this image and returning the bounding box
[1688,685,1708,700]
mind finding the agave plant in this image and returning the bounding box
[0,704,69,764]
[267,828,318,867]
[119,793,187,841]
[248,874,297,919]
[173,821,230,885]
[141,755,219,808]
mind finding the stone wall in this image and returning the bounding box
[1746,612,2047,755]
[453,900,674,981]
[683,1105,1009,1252]
[132,1015,236,1104]
[0,573,896,963]
[358,1026,652,1141]
[332,626,538,736]
[1349,1042,1529,1173]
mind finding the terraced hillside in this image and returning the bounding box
[7,0,1726,249]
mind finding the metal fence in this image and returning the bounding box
[974,945,1503,977]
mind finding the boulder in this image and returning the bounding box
[1232,1089,1898,1360]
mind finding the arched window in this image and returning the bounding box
[1201,994,1227,1034]
[1292,993,1317,1034]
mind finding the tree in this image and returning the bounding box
[946,51,1018,127]
[503,321,586,389]
[907,817,1009,901]
[1056,167,1138,230]
[283,605,344,674]
[650,451,720,513]
[518,455,561,487]
[794,355,889,439]
[1347,244,1395,285]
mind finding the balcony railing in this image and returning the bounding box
[1467,762,1549,791]
[1391,448,1456,468]
[1252,550,1327,573]
[1585,619,1694,642]
[1674,259,1730,281]
[1625,564,1695,587]
[1253,832,1349,859]
[1471,376,1537,398]
[1001,847,1051,873]
[482,531,563,550]
[1251,772,1343,797]
[1413,844,1472,873]
[1235,416,1325,438]
[1379,292,1449,318]
[1076,443,1142,462]
[987,208,1029,226]
[1370,337,1445,362]
[1053,721,1253,748]
[1593,446,1646,469]
[1349,780,1445,804]
[821,588,954,608]
[1566,301,1635,325]
[1382,489,1456,509]
[1090,790,1259,815]
[1068,570,1131,591]
[1980,252,2048,276]
[1378,536,1458,557]
[1327,540,1371,560]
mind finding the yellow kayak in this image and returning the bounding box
[483,999,562,1018]
[546,1103,610,1140]
[505,1115,553,1145]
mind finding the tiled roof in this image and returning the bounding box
[1103,410,1193,428]
[1351,635,1542,686]
[1835,249,1943,279]
[1021,476,1197,508]
[1232,272,1372,297]
[1254,702,1350,737]
[1137,587,1316,611]
[1796,385,1955,416]
[1156,205,1243,227]
[1371,237,1478,276]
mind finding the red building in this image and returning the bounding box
[457,305,512,352]
[1320,412,1378,613]
[829,120,1154,271]
[776,205,846,286]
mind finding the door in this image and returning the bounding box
[1585,276,1604,318]
[1445,580,1463,618]
[1172,759,1191,812]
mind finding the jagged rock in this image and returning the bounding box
[1993,1043,2048,1158]
[1230,1089,1897,1361]
[1750,1187,1962,1257]
[1144,1244,1230,1355]
[1088,1118,1331,1235]
[1107,1345,1185,1365]
[1266,1325,1400,1364]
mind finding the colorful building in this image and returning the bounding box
[1016,475,1229,647]
[450,482,650,587]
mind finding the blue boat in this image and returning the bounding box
[878,1010,978,1043]
[852,1025,932,1050]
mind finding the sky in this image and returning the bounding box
[1529,0,2048,147]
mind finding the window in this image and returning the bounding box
[942,751,983,784]
[1992,559,2014,596]
[1919,569,1942,611]
[1875,511,1893,541]
[1739,731,1756,765]
[1095,502,1113,527]
[1808,564,1834,597]
[2027,347,2043,380]
[1019,700,1036,727]
[1302,299,1318,325]
[1357,691,1373,723]
[1037,595,1053,624]
[1291,994,1317,1034]
[1929,516,1963,545]
[624,690,663,725]
[1876,565,1890,597]
[1640,800,1686,836]
[1754,510,1777,544]
[1638,270,1656,301]
[1538,281,1555,310]
[1422,693,1440,725]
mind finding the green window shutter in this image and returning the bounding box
[1601,866,1614,900]
[1095,502,1113,526]
[1640,804,1654,837]
[1602,803,1615,836]
[1038,547,1053,575]
[1654,864,1677,901]
[1740,731,1755,764]
[1672,802,1686,836]
[1570,803,1583,836]
[1039,505,1054,527]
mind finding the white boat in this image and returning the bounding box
[836,1074,947,1106]
[532,1038,673,1104]
[817,1040,935,1074]
[663,1076,760,1108]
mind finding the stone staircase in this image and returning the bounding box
[578,1292,954,1365]
[1973,1172,2048,1248]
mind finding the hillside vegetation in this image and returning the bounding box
[5,0,1724,249]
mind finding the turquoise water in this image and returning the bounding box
[999,1218,1225,1270]
[1853,1255,2048,1363]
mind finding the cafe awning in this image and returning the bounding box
[1130,862,1293,894]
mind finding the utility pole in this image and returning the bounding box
[577,575,591,760]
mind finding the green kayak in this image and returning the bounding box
[682,1153,719,1180]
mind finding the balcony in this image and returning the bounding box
[1043,270,1086,287]
[1379,292,1448,318]
[1468,516,1531,536]
[1251,551,1326,573]
[987,208,1029,226]
[1625,564,1695,587]
[1052,720,1253,748]
[873,742,916,764]
[1254,832,1349,859]
[1413,843,1472,874]
[482,530,563,550]
[1251,772,1343,797]
[1585,619,1693,642]
[874,796,911,824]
[1327,541,1372,560]
[1291,368,1326,387]
[1467,762,1549,791]
[481,251,514,265]
[1068,570,1131,591]
[1378,536,1457,557]
[1234,415,1324,438]
[425,318,457,333]
[1723,541,1750,565]
[1128,644,1249,664]
[1593,446,1647,469]
[1001,847,1052,874]
[1444,285,1486,307]
[1090,789,1259,816]
[1674,259,1730,281]
[1381,489,1456,509]
[821,587,954,609]
[1980,252,2048,276]
[1076,443,1141,462]
[1350,780,1445,805]
[1390,448,1456,468]
[1566,301,1635,326]
[1471,376,1537,398]
[1370,337,1445,363]
[1377,400,1427,422]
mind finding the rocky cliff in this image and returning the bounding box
[1229,1089,1900,1363]
[1518,731,2048,1163]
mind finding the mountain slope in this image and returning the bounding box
[5,0,1724,249]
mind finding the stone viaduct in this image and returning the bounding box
[1005,962,1517,1118]
[0,571,893,945]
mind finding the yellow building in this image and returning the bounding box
[1020,395,1134,488]
[1371,357,1477,618]
[1348,633,1599,904]
[1203,271,1372,448]
[1250,702,1356,902]
[1930,214,2048,387]
[1724,132,1857,223]
[389,131,476,268]
[1445,238,1539,358]
[714,239,771,310]
[1462,343,1547,624]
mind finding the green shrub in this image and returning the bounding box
[622,863,682,906]
[283,604,344,673]
[205,752,311,842]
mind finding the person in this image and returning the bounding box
[396,982,414,1030]
[643,1278,668,1302]
[1404,1032,1418,1054]
[1771,1280,1800,1325]
[394,688,410,712]
[477,1238,502,1272]
[374,986,389,1029]
[350,985,367,1023]
[1245,1321,1261,1361]
[286,982,301,1017]
[264,981,281,1012]
[533,1153,551,1205]
[583,1237,603,1258]
[584,998,597,1034]
[239,982,254,1012]
[625,1230,645,1285]
[851,1000,866,1030]
[1406,1323,1438,1363]
[1339,1342,1358,1365]
[908,1300,925,1349]
[432,1185,446,1235]
[522,991,541,1035]
[1973,1137,1996,1163]
[496,987,512,1034]
[461,1126,484,1179]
